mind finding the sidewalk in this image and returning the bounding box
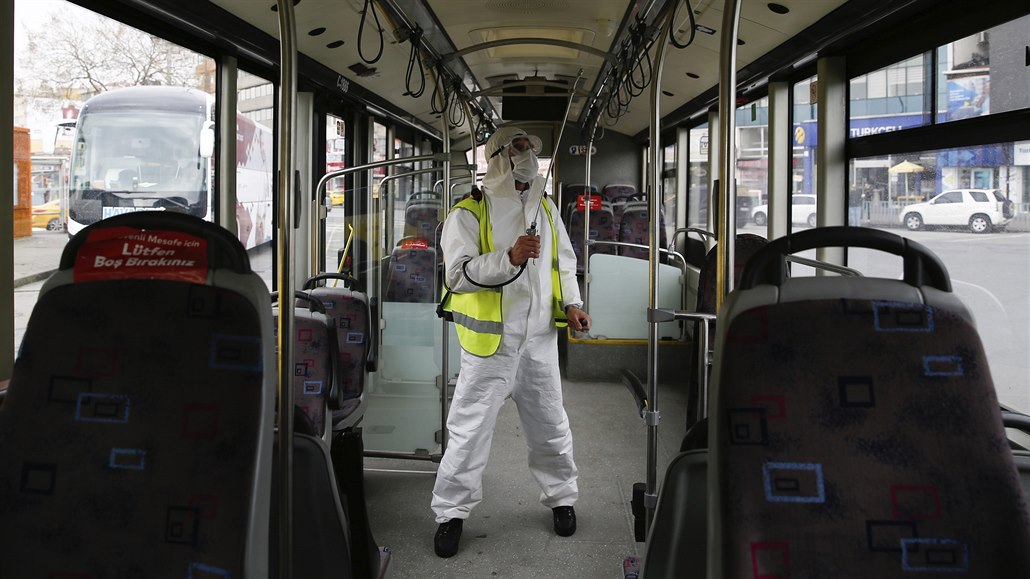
[12,230,68,288]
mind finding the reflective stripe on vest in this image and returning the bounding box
[442,195,567,357]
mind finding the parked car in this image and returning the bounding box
[328,190,345,206]
[899,188,1015,233]
[752,194,818,227]
[31,199,63,231]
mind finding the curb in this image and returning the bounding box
[14,270,58,289]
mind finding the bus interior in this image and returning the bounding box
[2,0,1029,577]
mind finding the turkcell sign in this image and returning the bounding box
[847,114,925,139]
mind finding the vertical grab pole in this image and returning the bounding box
[274,0,298,576]
[439,105,452,455]
[581,128,595,310]
[644,10,674,531]
[716,0,742,311]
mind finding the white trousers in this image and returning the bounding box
[431,328,578,522]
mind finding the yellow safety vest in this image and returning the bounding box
[440,194,568,357]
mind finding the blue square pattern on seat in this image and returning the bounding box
[716,298,1030,578]
[0,280,267,577]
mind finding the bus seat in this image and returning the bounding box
[404,191,443,250]
[299,276,388,578]
[602,183,636,202]
[685,233,768,429]
[270,405,355,577]
[303,273,376,432]
[602,184,637,231]
[617,197,669,261]
[561,183,598,222]
[640,450,708,579]
[117,167,138,191]
[566,197,616,273]
[385,237,438,303]
[708,227,1030,577]
[273,291,338,443]
[0,211,275,577]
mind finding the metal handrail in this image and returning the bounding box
[670,227,717,250]
[785,255,863,277]
[314,154,447,277]
[586,240,687,272]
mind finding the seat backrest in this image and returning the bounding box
[303,273,375,432]
[385,237,438,302]
[566,197,616,273]
[709,227,1030,577]
[694,233,768,314]
[561,183,598,222]
[0,211,275,577]
[602,183,636,202]
[404,191,443,249]
[617,198,668,260]
[270,409,354,579]
[273,291,337,442]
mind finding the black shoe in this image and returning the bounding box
[434,518,463,558]
[553,506,576,537]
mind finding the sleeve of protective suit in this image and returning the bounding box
[549,197,583,309]
[441,206,522,293]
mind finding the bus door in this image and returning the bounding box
[361,165,449,458]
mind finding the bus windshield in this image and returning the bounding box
[68,108,210,231]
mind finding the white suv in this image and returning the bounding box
[900,189,1016,233]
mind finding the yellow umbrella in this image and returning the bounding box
[888,160,924,174]
[888,161,924,198]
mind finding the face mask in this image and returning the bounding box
[511,148,539,183]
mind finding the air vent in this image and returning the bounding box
[348,62,378,78]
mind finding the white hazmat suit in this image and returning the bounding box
[431,127,582,523]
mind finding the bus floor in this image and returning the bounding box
[362,376,689,578]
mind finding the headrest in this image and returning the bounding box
[61,212,251,283]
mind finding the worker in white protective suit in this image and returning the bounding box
[432,126,591,558]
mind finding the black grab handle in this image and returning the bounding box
[270,290,327,314]
[739,226,951,292]
[303,272,364,293]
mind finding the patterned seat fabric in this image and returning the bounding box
[566,198,616,273]
[0,212,273,577]
[305,277,373,431]
[603,184,637,231]
[715,298,1030,577]
[385,240,438,303]
[274,292,336,440]
[617,199,668,260]
[404,192,443,251]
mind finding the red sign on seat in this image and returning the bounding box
[576,195,602,211]
[74,226,208,284]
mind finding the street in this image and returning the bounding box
[738,222,1030,411]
